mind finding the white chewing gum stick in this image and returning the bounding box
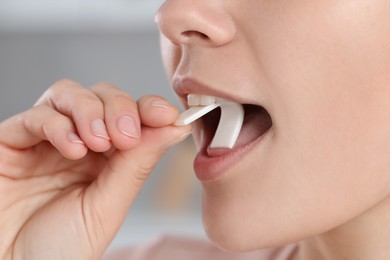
[209,102,244,149]
[174,103,221,126]
[174,102,244,149]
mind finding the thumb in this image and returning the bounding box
[83,124,192,248]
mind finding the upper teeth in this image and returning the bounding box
[187,94,225,106]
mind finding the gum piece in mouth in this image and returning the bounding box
[209,102,244,149]
[174,102,244,149]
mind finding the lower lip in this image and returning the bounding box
[193,129,270,181]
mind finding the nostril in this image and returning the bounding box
[156,1,236,47]
[181,31,210,42]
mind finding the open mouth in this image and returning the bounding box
[201,104,273,157]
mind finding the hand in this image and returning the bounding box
[0,80,192,259]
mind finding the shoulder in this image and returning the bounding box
[103,235,298,260]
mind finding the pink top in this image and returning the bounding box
[103,235,298,260]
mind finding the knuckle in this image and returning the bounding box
[91,83,135,102]
[45,113,64,127]
[108,153,155,189]
[42,123,55,142]
[23,105,45,131]
[138,94,156,104]
[52,78,82,91]
[144,94,163,100]
[98,81,118,89]
[42,114,65,134]
[113,93,135,106]
[128,164,154,188]
[90,82,118,92]
[24,104,42,116]
[42,79,83,109]
[134,163,154,179]
[130,156,159,182]
[72,94,102,111]
[33,81,70,106]
[105,94,137,115]
[22,114,36,133]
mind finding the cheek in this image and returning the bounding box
[266,0,390,201]
[258,0,390,200]
[202,0,390,251]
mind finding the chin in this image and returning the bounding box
[203,217,294,252]
[200,197,300,252]
[199,178,343,253]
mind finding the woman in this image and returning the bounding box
[1,0,390,259]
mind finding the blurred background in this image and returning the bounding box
[0,0,205,254]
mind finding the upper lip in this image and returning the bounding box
[173,76,248,107]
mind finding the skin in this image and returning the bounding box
[1,0,390,259]
[156,0,390,259]
[0,80,191,259]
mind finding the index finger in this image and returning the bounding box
[138,95,180,127]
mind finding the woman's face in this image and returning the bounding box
[156,0,390,251]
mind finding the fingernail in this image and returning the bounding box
[67,132,84,145]
[151,100,176,109]
[91,119,110,140]
[117,115,140,138]
[160,131,192,152]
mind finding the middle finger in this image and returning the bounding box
[91,83,141,151]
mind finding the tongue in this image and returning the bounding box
[207,107,272,157]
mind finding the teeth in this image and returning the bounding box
[187,94,224,106]
[187,94,202,106]
[176,93,244,149]
[200,95,217,105]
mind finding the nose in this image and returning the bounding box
[155,0,236,47]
